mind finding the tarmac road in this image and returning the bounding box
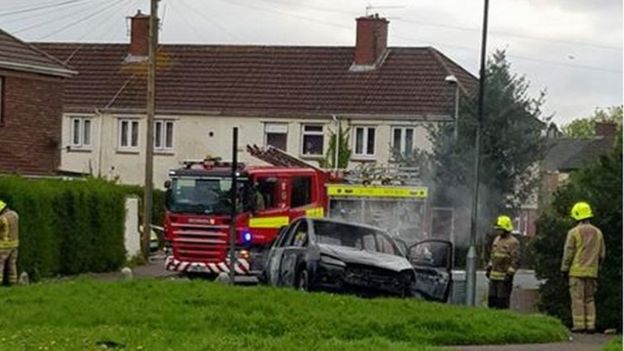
[449,333,614,351]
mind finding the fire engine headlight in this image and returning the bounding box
[320,255,346,268]
[237,250,250,260]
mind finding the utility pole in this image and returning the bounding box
[228,128,239,285]
[465,0,490,306]
[142,0,159,261]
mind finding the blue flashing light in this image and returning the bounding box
[243,232,252,243]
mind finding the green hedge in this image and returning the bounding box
[0,176,130,281]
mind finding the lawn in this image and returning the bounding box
[0,279,568,350]
[601,336,622,351]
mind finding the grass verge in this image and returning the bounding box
[0,279,568,350]
[601,336,622,351]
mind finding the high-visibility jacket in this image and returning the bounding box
[488,234,520,281]
[561,223,605,278]
[0,209,19,250]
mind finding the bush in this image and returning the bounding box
[532,142,622,331]
[0,176,129,280]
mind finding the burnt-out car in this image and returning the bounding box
[263,217,453,301]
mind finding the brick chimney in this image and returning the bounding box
[595,121,617,145]
[352,14,389,70]
[128,10,149,57]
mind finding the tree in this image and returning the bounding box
[319,125,351,169]
[562,106,623,138]
[531,139,622,330]
[409,50,549,253]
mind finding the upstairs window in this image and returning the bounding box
[264,123,288,151]
[301,124,324,156]
[392,127,415,155]
[70,117,92,148]
[119,119,139,150]
[154,120,174,151]
[354,126,376,157]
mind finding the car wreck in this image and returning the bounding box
[262,218,453,301]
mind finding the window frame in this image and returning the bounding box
[353,126,376,158]
[264,122,288,151]
[391,126,416,156]
[0,76,4,127]
[300,124,324,157]
[69,116,93,150]
[118,118,140,151]
[154,119,174,152]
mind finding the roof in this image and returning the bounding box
[0,29,75,78]
[33,43,477,119]
[543,137,614,172]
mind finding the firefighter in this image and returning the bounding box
[0,200,19,286]
[486,215,519,309]
[561,202,605,334]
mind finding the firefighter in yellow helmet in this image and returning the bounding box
[561,202,605,333]
[0,200,19,286]
[486,215,520,309]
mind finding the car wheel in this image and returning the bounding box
[296,270,310,292]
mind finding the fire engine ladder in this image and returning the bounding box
[246,145,323,171]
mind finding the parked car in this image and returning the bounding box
[262,217,453,301]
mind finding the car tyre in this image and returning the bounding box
[296,270,310,292]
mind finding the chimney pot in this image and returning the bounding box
[353,15,389,68]
[129,10,150,57]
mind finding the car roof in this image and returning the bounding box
[306,217,388,233]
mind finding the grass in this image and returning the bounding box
[601,336,622,351]
[0,279,568,350]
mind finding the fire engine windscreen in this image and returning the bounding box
[167,177,249,215]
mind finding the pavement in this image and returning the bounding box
[449,333,615,351]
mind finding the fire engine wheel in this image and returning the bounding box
[296,270,310,292]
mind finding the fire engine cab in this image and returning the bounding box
[163,146,433,276]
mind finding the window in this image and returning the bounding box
[392,127,415,155]
[265,123,288,151]
[154,120,174,151]
[290,176,312,208]
[254,177,279,210]
[301,124,324,156]
[354,126,376,157]
[69,117,92,148]
[119,119,139,149]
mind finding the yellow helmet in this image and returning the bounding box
[494,215,513,232]
[571,202,593,221]
[0,200,6,213]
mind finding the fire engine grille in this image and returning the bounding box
[171,223,229,262]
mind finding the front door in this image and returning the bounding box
[408,239,453,302]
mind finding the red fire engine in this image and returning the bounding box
[163,146,435,276]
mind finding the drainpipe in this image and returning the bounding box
[95,108,104,178]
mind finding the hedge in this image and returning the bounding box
[0,176,144,281]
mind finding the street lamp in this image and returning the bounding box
[445,75,459,141]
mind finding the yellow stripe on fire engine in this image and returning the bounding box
[249,216,290,228]
[305,207,325,218]
[327,184,428,199]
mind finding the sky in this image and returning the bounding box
[1,0,622,126]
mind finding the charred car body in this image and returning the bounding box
[263,218,453,301]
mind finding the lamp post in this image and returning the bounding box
[466,0,490,306]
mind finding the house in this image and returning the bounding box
[0,29,74,175]
[34,12,476,187]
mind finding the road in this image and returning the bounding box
[450,333,614,351]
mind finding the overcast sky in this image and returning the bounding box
[1,0,622,126]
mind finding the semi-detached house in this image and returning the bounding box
[35,12,476,187]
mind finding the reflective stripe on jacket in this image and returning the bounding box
[0,210,19,250]
[561,223,605,278]
[488,234,520,280]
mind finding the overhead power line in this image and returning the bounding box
[13,0,109,34]
[1,0,94,26]
[176,0,243,41]
[0,0,87,17]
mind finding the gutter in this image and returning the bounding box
[0,60,76,78]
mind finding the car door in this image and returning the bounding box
[279,219,310,287]
[264,225,289,286]
[407,239,453,302]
